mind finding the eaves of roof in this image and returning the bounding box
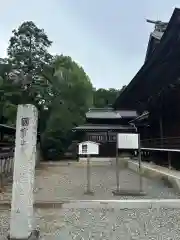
[113,8,180,110]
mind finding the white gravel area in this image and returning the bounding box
[1,204,180,240]
[1,163,180,239]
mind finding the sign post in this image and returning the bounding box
[78,141,99,195]
[138,134,143,193]
[115,139,120,193]
[113,133,145,196]
[168,151,171,169]
[86,153,92,194]
[8,104,39,240]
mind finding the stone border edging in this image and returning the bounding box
[39,159,129,167]
[1,199,180,209]
[0,201,65,209]
[73,159,128,167]
[62,199,180,209]
[7,229,40,240]
[124,159,180,193]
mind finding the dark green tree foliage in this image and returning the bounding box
[0,64,20,125]
[1,20,121,160]
[93,86,126,108]
[0,58,9,64]
[41,55,93,159]
[7,21,52,77]
[93,88,119,108]
[6,21,53,122]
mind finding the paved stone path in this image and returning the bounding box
[0,162,179,202]
[1,203,180,239]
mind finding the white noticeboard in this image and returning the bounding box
[117,133,139,149]
[78,141,99,155]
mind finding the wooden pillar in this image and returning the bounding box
[0,128,3,141]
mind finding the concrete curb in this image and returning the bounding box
[73,161,113,167]
[1,199,180,209]
[124,159,180,193]
[62,199,180,209]
[0,201,65,209]
[74,159,128,167]
[40,159,129,168]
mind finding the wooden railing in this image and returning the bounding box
[0,151,14,192]
[141,137,180,150]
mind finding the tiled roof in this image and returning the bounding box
[86,109,137,119]
[73,124,135,131]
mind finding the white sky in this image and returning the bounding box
[0,0,180,89]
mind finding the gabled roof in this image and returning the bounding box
[113,8,180,111]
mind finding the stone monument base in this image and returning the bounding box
[7,229,40,240]
[84,190,94,195]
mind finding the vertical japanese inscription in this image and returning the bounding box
[20,117,29,146]
[82,144,88,154]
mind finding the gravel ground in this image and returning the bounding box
[1,205,180,240]
[1,163,180,239]
[33,165,179,201]
[1,164,179,202]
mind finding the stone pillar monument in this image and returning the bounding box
[9,104,39,240]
